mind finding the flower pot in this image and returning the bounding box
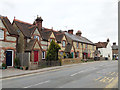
[20,67,23,70]
[2,67,6,69]
[14,66,17,69]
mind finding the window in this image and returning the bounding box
[34,35,39,41]
[62,41,65,47]
[93,46,94,51]
[50,39,53,42]
[77,42,79,48]
[85,44,87,49]
[42,51,45,59]
[0,30,4,40]
[77,52,79,57]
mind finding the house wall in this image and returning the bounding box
[13,23,25,53]
[59,35,67,52]
[0,21,16,66]
[98,42,112,60]
[48,32,56,48]
[73,41,96,59]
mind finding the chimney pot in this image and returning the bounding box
[68,29,73,34]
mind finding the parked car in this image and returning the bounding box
[94,56,100,61]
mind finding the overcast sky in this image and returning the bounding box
[0,0,118,45]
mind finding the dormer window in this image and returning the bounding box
[34,35,39,41]
[0,29,4,40]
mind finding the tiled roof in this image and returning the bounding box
[64,43,73,52]
[13,19,36,38]
[40,28,52,41]
[95,42,108,48]
[25,39,41,51]
[0,16,18,35]
[53,31,64,42]
[65,32,95,45]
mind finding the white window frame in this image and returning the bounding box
[42,51,45,59]
[34,35,39,41]
[0,29,4,40]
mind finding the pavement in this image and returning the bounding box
[1,60,118,88]
[1,61,92,79]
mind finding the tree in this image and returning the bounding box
[46,40,61,61]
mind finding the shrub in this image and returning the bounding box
[14,57,20,67]
[2,63,6,67]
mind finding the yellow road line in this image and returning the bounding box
[108,77,114,83]
[105,77,118,88]
[111,72,115,75]
[100,77,107,83]
[95,77,102,81]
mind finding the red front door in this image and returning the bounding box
[34,51,38,62]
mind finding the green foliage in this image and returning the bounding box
[68,53,73,58]
[14,57,20,66]
[2,63,6,67]
[46,40,61,61]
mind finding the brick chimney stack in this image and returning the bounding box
[68,29,73,34]
[34,15,43,29]
[76,30,82,36]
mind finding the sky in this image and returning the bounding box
[0,0,118,45]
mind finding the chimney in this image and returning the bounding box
[34,15,43,28]
[68,29,73,34]
[107,38,110,42]
[76,30,82,36]
[113,42,116,45]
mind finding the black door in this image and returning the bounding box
[6,51,12,66]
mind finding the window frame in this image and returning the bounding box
[42,51,45,59]
[0,29,4,40]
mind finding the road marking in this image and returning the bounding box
[105,77,118,88]
[108,77,114,83]
[95,77,102,81]
[100,77,107,83]
[70,71,84,76]
[110,72,115,75]
[70,67,96,77]
[24,80,50,88]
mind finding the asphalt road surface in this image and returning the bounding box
[2,60,118,88]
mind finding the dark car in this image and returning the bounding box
[94,56,100,61]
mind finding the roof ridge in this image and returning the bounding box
[14,19,33,25]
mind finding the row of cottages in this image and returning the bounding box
[0,15,96,69]
[64,30,96,59]
[0,16,18,67]
[95,39,112,60]
[12,16,68,69]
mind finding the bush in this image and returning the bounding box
[2,63,6,67]
[46,40,61,61]
[68,54,72,58]
[14,57,20,67]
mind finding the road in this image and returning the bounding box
[2,60,118,88]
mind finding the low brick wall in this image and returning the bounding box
[61,58,82,65]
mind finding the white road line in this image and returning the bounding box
[70,71,84,76]
[70,67,96,77]
[24,80,50,88]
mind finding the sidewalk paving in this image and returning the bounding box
[1,63,83,79]
[1,60,108,79]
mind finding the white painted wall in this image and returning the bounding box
[98,42,112,60]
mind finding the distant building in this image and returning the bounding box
[95,39,112,60]
[64,30,96,59]
[112,42,118,60]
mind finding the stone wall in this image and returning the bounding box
[61,58,82,65]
